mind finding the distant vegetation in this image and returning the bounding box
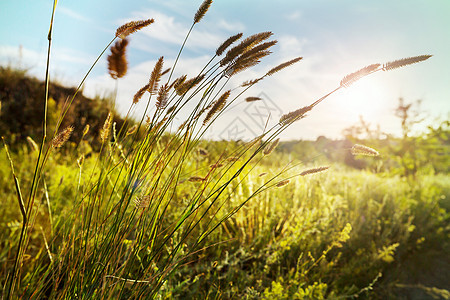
[1,0,448,299]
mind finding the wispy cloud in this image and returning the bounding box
[286,11,302,21]
[117,9,241,53]
[217,19,245,32]
[58,6,91,23]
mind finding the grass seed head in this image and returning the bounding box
[133,84,150,104]
[134,195,151,209]
[300,166,330,176]
[175,74,205,96]
[351,144,379,156]
[220,31,273,66]
[126,125,138,136]
[107,38,129,79]
[266,56,303,76]
[52,125,74,148]
[194,0,213,23]
[188,176,206,182]
[100,112,113,143]
[116,19,154,38]
[203,90,231,125]
[245,96,262,102]
[340,64,381,88]
[276,179,290,187]
[156,83,169,109]
[149,57,164,95]
[279,105,312,125]
[263,138,280,156]
[382,55,432,71]
[216,33,243,56]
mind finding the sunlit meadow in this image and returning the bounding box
[0,1,448,299]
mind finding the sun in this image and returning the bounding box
[335,77,391,124]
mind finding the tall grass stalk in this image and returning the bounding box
[2,1,433,298]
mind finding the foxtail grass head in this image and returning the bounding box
[382,55,432,71]
[194,0,213,23]
[107,38,128,79]
[300,166,330,176]
[266,57,303,77]
[279,105,312,126]
[263,138,280,156]
[216,33,243,56]
[276,179,290,187]
[52,125,74,148]
[116,19,154,38]
[351,144,379,156]
[340,64,380,88]
[203,90,231,125]
[100,112,113,143]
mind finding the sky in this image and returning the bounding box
[1,0,449,141]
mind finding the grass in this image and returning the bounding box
[1,0,447,299]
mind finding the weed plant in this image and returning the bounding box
[0,0,438,299]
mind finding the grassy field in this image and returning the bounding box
[1,1,449,299]
[1,139,448,298]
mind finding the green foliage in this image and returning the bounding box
[0,66,125,150]
[343,99,449,177]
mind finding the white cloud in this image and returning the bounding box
[286,11,302,21]
[217,19,245,32]
[118,10,223,51]
[58,6,91,23]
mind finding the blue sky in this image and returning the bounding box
[1,0,449,140]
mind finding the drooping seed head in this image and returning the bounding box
[107,38,129,79]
